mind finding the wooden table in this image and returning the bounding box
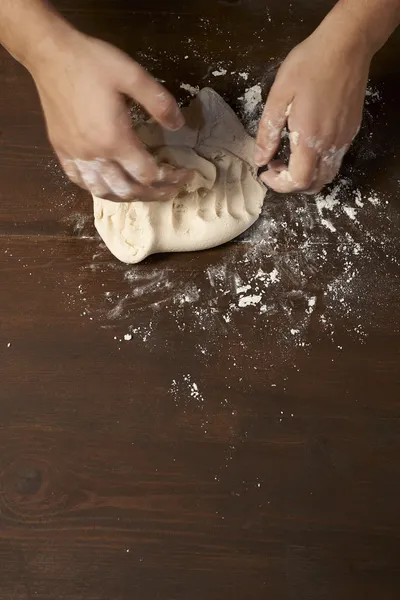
[1,1,399,598]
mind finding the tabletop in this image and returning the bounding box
[0,1,400,598]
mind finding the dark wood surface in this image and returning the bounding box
[1,1,400,598]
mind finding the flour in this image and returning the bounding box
[170,374,205,406]
[94,89,265,264]
[180,83,200,96]
[212,68,227,77]
[40,73,398,412]
[342,206,357,221]
[238,84,264,135]
[238,295,262,308]
[240,84,263,115]
[74,175,398,364]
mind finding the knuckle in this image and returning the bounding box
[112,180,136,200]
[121,158,158,186]
[91,184,108,198]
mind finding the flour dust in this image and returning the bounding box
[72,176,399,363]
[57,77,399,377]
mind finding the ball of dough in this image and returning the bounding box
[93,88,266,264]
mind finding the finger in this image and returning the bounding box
[116,144,191,189]
[102,182,185,203]
[103,161,192,201]
[58,153,86,189]
[74,159,112,198]
[152,165,193,188]
[304,148,343,195]
[261,139,318,193]
[143,183,188,202]
[116,136,161,187]
[321,144,348,176]
[115,107,193,189]
[92,161,193,202]
[254,86,292,167]
[119,61,184,131]
[287,138,319,191]
[260,166,295,193]
[99,160,139,200]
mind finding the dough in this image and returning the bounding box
[93,88,266,264]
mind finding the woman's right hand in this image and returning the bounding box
[30,29,189,201]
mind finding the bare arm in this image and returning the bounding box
[0,1,189,201]
[0,0,69,66]
[341,0,400,53]
[255,0,400,194]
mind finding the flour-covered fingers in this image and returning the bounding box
[117,140,191,191]
[58,154,86,189]
[94,183,179,202]
[261,140,318,193]
[97,161,140,200]
[106,182,184,203]
[303,145,346,194]
[99,161,190,202]
[106,107,161,187]
[260,167,294,193]
[74,159,113,198]
[152,165,193,188]
[59,151,192,201]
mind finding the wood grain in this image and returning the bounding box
[1,1,400,599]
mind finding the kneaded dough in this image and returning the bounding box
[93,88,266,264]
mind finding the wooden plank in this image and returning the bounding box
[0,0,400,598]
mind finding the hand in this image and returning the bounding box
[30,29,189,201]
[254,23,372,194]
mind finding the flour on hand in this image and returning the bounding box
[93,88,266,264]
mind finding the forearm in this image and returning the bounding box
[0,0,74,71]
[320,0,400,56]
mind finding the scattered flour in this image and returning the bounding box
[170,374,205,406]
[212,68,227,77]
[7,33,390,493]
[238,83,264,134]
[343,206,357,221]
[238,295,262,308]
[180,83,200,96]
[240,84,263,115]
[27,71,397,421]
[71,174,398,367]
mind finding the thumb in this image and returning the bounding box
[119,59,184,132]
[254,84,292,167]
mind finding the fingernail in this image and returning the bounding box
[254,145,265,166]
[165,112,185,132]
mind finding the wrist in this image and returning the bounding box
[21,18,80,75]
[312,8,374,63]
[318,0,400,59]
[0,1,79,75]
